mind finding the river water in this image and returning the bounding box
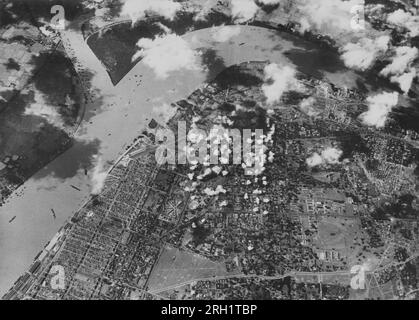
[0,25,362,295]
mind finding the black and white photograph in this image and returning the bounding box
[0,0,418,306]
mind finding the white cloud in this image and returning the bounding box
[262,63,301,105]
[133,34,201,79]
[340,35,390,71]
[91,156,108,195]
[380,46,418,77]
[380,46,418,93]
[231,0,259,23]
[299,16,311,33]
[121,0,181,24]
[360,92,399,128]
[387,9,419,37]
[24,91,64,129]
[390,69,416,94]
[211,25,241,42]
[306,147,343,167]
[297,0,364,35]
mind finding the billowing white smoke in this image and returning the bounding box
[306,152,323,167]
[91,156,108,195]
[231,0,259,23]
[121,0,181,25]
[132,34,201,79]
[211,25,241,42]
[380,46,418,94]
[387,9,419,37]
[299,97,319,117]
[321,147,343,164]
[359,92,399,128]
[340,35,390,71]
[306,147,343,167]
[262,63,301,105]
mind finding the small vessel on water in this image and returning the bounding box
[70,185,81,191]
[51,209,56,219]
[8,216,16,223]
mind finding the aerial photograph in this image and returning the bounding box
[0,0,418,305]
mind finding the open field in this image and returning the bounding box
[147,245,230,292]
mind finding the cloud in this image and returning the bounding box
[296,0,364,35]
[380,46,418,77]
[211,25,241,42]
[91,156,108,195]
[231,0,259,23]
[380,46,418,93]
[262,63,301,105]
[133,34,201,79]
[359,92,399,128]
[299,16,311,33]
[390,69,416,94]
[121,0,181,25]
[24,91,64,129]
[154,22,172,34]
[340,35,390,71]
[387,9,419,37]
[306,147,343,167]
